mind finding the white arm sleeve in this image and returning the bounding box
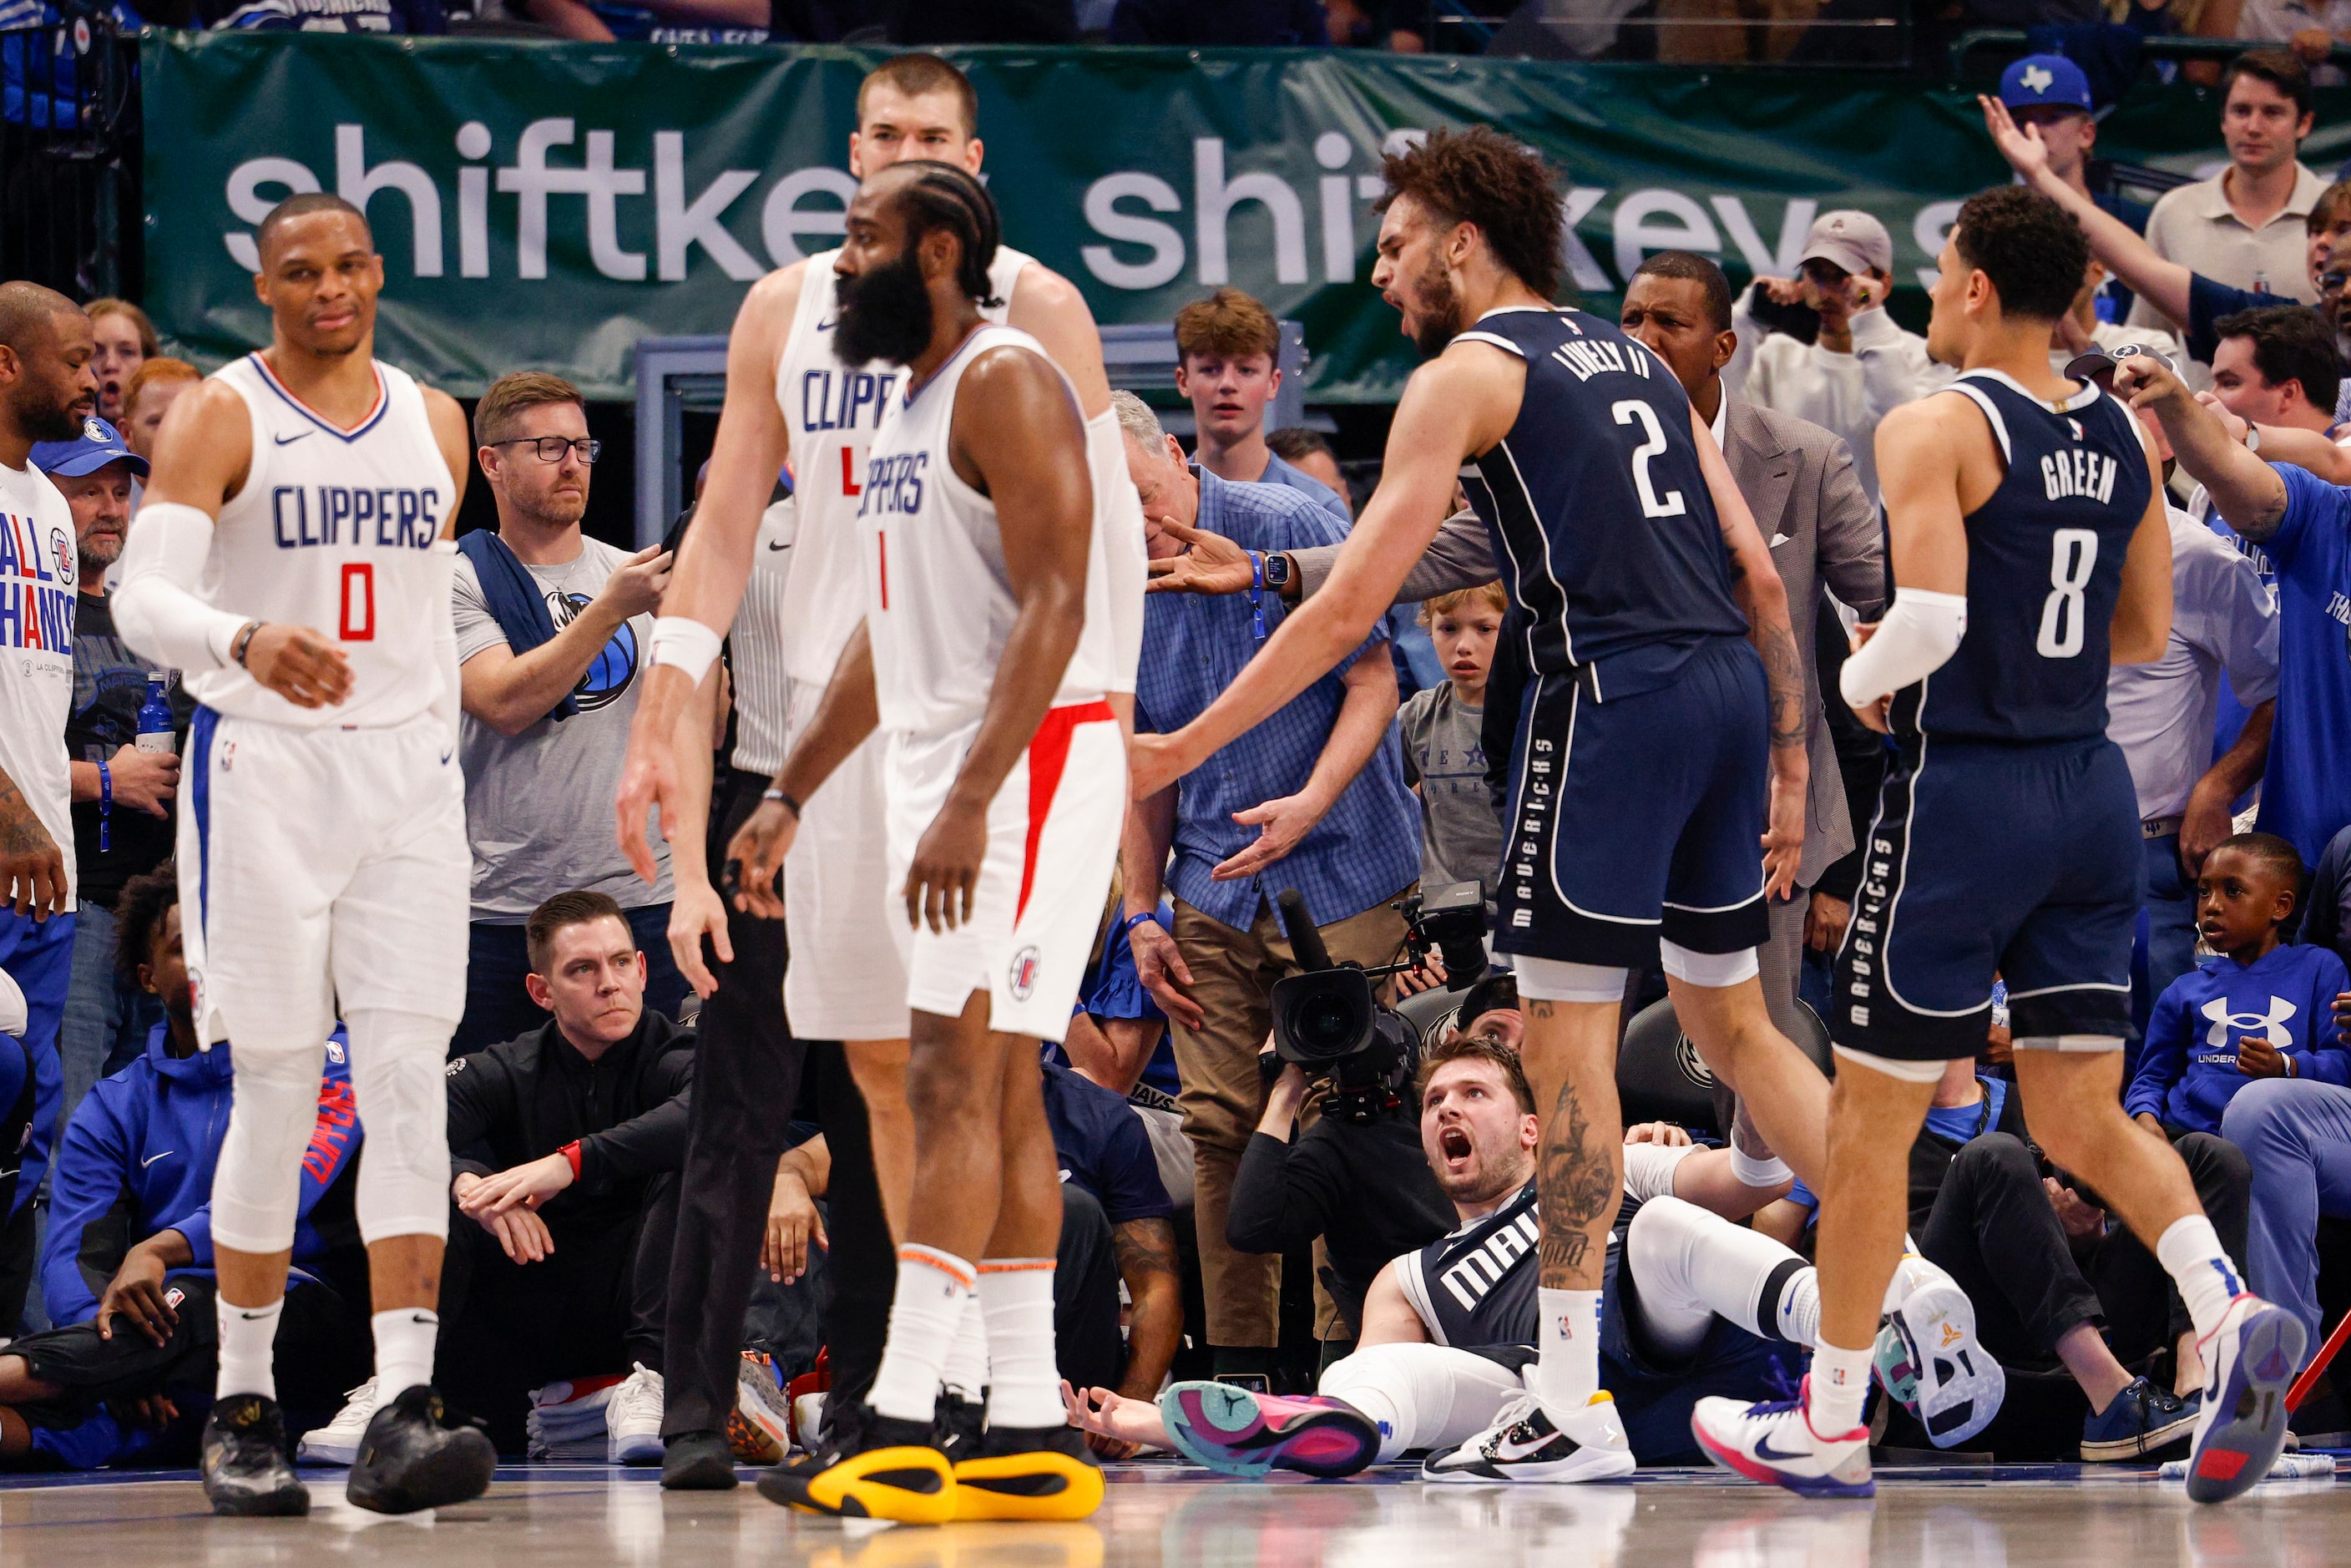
[1622,1141,1697,1205]
[429,539,462,744]
[112,502,245,673]
[1838,586,1969,710]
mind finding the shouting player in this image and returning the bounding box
[112,194,496,1515]
[611,53,1143,1486]
[742,161,1125,1523]
[1064,1036,1817,1478]
[1692,188,2297,1504]
[1125,127,1843,1480]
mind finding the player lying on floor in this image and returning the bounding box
[0,864,371,1469]
[1063,1034,2002,1479]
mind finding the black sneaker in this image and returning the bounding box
[2081,1376,2200,1461]
[345,1384,498,1515]
[755,1399,954,1523]
[202,1393,310,1516]
[660,1429,739,1490]
[935,1390,987,1464]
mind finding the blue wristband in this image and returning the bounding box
[97,759,112,854]
[1118,909,1161,939]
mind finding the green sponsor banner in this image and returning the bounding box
[143,33,2351,402]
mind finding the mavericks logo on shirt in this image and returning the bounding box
[548,589,640,715]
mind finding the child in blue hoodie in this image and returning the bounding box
[2128,834,2351,1138]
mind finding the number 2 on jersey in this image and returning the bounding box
[1612,400,1687,519]
[2035,529,2098,659]
[339,562,376,641]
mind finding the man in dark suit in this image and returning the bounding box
[1150,253,1884,1059]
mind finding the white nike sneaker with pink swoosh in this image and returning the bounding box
[1421,1391,1636,1484]
[1691,1377,1874,1498]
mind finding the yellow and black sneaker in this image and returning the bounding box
[950,1422,1104,1521]
[756,1399,956,1524]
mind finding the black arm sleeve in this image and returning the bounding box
[1226,1126,1352,1254]
[577,1050,695,1191]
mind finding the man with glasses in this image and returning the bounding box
[1723,210,1950,502]
[449,371,680,1054]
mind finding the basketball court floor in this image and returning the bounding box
[1,1457,2344,1566]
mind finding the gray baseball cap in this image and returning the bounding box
[1799,210,1894,278]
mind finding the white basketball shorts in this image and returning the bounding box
[882,701,1125,1044]
[781,675,911,1042]
[180,708,468,1045]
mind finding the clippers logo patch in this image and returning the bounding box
[1008,946,1041,1001]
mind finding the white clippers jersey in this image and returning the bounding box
[190,355,457,729]
[858,324,1114,735]
[774,244,1032,690]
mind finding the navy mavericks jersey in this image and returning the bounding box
[1899,372,2153,745]
[1397,1179,1540,1348]
[1454,308,1750,698]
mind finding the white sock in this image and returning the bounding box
[372,1307,439,1399]
[1807,1339,1873,1438]
[1771,1267,1822,1350]
[216,1295,284,1400]
[1529,1287,1603,1415]
[977,1259,1063,1431]
[869,1245,975,1424]
[943,1289,990,1402]
[2156,1215,2246,1343]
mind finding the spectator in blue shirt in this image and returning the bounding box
[1112,391,1418,1381]
[2129,835,2351,1137]
[2124,352,2351,867]
[0,864,368,1471]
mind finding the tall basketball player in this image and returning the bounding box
[1126,127,1868,1481]
[113,194,497,1515]
[613,53,1143,1487]
[740,157,1124,1525]
[1694,189,2298,1504]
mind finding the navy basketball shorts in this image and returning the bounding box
[1833,734,2138,1062]
[1496,635,1770,969]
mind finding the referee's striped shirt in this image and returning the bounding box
[730,497,796,778]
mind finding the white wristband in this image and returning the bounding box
[650,616,723,684]
[1838,587,1969,710]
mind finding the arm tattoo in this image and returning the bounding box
[1112,1216,1181,1283]
[0,770,47,857]
[1536,1077,1621,1284]
[1756,616,1807,751]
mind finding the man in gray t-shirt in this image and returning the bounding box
[448,374,678,1054]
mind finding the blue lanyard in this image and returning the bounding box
[98,758,111,853]
[1248,551,1267,643]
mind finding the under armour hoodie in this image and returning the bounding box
[2128,943,2351,1136]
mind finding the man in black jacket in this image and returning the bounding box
[381,891,690,1458]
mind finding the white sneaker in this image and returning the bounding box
[296,1378,380,1466]
[1690,1376,1874,1498]
[2185,1293,2306,1505]
[1878,1254,2004,1448]
[609,1363,666,1466]
[1420,1390,1636,1484]
[726,1351,791,1464]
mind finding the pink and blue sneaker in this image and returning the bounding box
[1155,1382,1382,1479]
[1689,1377,1874,1499]
[2185,1294,2306,1505]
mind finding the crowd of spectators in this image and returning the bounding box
[12,29,2351,1475]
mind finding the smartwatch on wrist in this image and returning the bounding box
[1261,552,1292,591]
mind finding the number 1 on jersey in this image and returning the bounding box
[339,562,376,641]
[1612,400,1687,519]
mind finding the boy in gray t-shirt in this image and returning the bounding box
[1398,583,1507,891]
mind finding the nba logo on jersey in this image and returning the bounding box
[1008,946,1042,1001]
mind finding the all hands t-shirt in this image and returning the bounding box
[0,459,77,910]
[452,535,670,920]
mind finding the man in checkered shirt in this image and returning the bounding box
[1113,393,1421,1383]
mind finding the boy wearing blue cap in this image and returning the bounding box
[29,415,186,1129]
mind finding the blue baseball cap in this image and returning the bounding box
[30,415,146,480]
[2000,54,2094,114]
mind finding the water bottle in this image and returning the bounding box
[135,674,175,756]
